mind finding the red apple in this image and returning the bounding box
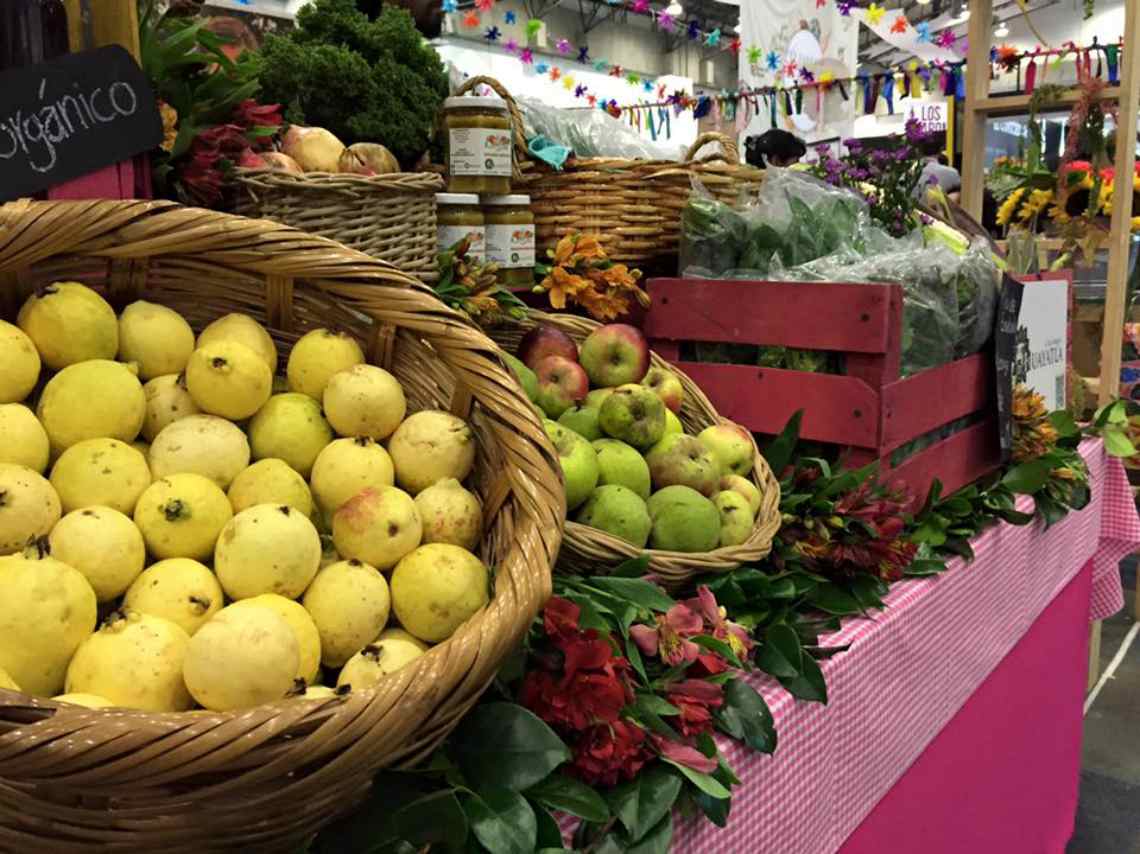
[518,325,579,370]
[534,355,589,418]
[641,367,684,412]
[579,324,650,388]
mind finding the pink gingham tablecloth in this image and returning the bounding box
[668,440,1140,854]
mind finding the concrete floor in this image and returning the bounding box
[1069,558,1140,854]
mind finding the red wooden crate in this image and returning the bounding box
[643,277,1001,501]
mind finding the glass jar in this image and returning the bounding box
[483,195,535,287]
[436,192,485,262]
[442,96,512,195]
[0,0,69,70]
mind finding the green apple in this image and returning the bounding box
[543,419,599,511]
[645,433,720,496]
[585,388,614,410]
[599,384,665,450]
[663,409,683,436]
[592,438,651,500]
[698,423,755,477]
[646,485,719,552]
[713,490,754,547]
[503,352,539,403]
[579,324,650,387]
[576,484,651,548]
[558,405,603,441]
[641,367,684,412]
[719,474,762,515]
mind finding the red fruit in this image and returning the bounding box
[518,325,579,370]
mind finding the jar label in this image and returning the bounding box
[438,225,486,262]
[487,223,535,268]
[449,127,512,177]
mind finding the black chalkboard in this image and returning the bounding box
[994,274,1025,464]
[0,45,163,201]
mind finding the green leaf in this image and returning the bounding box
[661,759,733,799]
[1001,459,1053,494]
[807,583,863,615]
[392,791,468,853]
[779,653,828,704]
[311,771,442,853]
[1048,409,1080,438]
[532,802,565,849]
[451,704,571,792]
[590,578,676,612]
[1104,427,1136,457]
[690,634,744,669]
[715,678,777,754]
[763,410,803,474]
[755,624,802,679]
[624,633,648,683]
[527,773,610,823]
[609,555,652,578]
[559,593,611,632]
[634,692,682,716]
[607,765,683,842]
[627,813,673,854]
[464,788,536,854]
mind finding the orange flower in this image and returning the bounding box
[577,287,630,321]
[543,266,591,310]
[552,233,607,266]
[573,234,607,262]
[552,234,578,266]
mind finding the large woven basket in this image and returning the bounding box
[487,311,781,589]
[452,77,764,271]
[0,199,564,852]
[233,169,444,284]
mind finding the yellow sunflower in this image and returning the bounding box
[1017,188,1054,222]
[996,188,1026,227]
[1048,200,1072,225]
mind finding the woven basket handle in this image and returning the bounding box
[454,75,530,170]
[684,132,740,164]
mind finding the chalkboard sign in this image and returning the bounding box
[0,45,163,202]
[994,273,1025,464]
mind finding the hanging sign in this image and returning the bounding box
[1014,275,1070,411]
[0,45,164,202]
[907,100,947,134]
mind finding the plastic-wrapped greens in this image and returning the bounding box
[952,239,1000,358]
[516,97,686,161]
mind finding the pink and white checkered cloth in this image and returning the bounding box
[561,441,1140,853]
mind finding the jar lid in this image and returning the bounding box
[435,193,481,205]
[482,195,531,205]
[443,96,509,113]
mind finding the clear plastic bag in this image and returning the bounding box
[516,97,686,161]
[952,239,1000,358]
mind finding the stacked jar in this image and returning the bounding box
[441,95,535,288]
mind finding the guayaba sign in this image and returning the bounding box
[0,45,163,201]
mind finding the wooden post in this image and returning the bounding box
[62,0,140,58]
[960,1,994,220]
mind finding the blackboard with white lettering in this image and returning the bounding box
[0,45,163,201]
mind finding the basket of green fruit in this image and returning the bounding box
[488,311,781,588]
[0,198,564,851]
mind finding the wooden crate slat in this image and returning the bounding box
[666,361,882,448]
[880,352,992,454]
[889,417,1001,503]
[646,279,894,354]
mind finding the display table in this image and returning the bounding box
[676,440,1140,853]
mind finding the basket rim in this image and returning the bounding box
[233,168,445,193]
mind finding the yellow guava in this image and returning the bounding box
[117,300,195,380]
[196,313,278,374]
[65,611,193,712]
[387,410,477,495]
[17,281,118,370]
[310,437,394,521]
[335,628,428,690]
[214,503,321,600]
[0,319,40,403]
[287,328,365,400]
[141,373,201,442]
[248,393,333,478]
[50,438,151,515]
[0,403,49,472]
[38,359,146,453]
[182,604,299,711]
[148,414,250,489]
[229,594,322,684]
[0,665,20,692]
[185,340,272,420]
[414,478,483,551]
[123,557,223,636]
[133,473,233,560]
[51,693,113,708]
[49,506,146,601]
[302,558,390,667]
[298,684,337,699]
[390,543,489,643]
[227,458,314,517]
[0,463,61,554]
[0,550,97,695]
[331,486,422,570]
[322,364,407,440]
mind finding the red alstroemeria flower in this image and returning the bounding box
[684,585,755,663]
[519,665,630,730]
[651,733,718,774]
[570,720,651,787]
[629,603,703,666]
[666,678,724,737]
[233,99,283,128]
[195,123,250,154]
[543,596,582,639]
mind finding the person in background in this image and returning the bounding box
[918,136,961,201]
[745,129,808,168]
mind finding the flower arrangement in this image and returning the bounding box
[534,233,651,321]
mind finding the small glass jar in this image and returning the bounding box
[483,194,535,287]
[436,193,485,262]
[442,96,512,195]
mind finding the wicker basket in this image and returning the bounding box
[233,169,444,284]
[0,199,564,852]
[487,311,781,589]
[452,76,764,270]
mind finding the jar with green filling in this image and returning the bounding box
[483,195,535,287]
[436,193,486,261]
[443,96,512,194]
